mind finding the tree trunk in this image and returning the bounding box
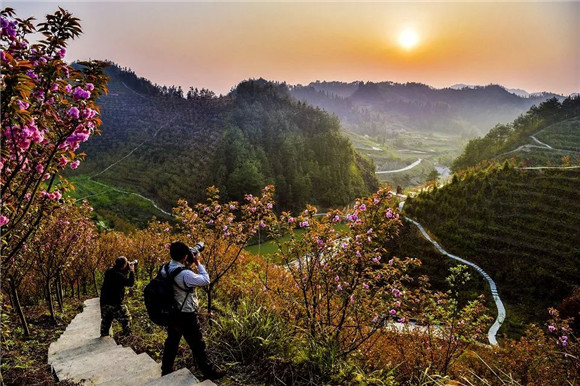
[55,274,63,312]
[92,270,99,297]
[70,280,75,298]
[10,280,30,336]
[206,286,213,316]
[82,279,87,296]
[46,280,56,323]
[77,278,81,299]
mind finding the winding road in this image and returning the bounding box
[404,216,505,345]
[376,158,423,174]
[395,194,505,345]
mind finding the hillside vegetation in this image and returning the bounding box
[403,163,580,335]
[452,97,580,171]
[70,65,378,227]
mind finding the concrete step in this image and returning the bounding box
[49,333,104,355]
[49,337,118,365]
[49,298,214,385]
[50,332,101,351]
[142,368,202,386]
[53,345,135,380]
[72,353,158,385]
[99,353,161,386]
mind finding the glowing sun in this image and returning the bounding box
[398,29,419,50]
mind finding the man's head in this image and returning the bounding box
[170,241,192,262]
[115,256,128,270]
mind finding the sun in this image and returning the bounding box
[398,29,419,50]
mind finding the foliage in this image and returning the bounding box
[1,7,577,386]
[173,185,276,313]
[0,7,108,270]
[404,165,580,336]
[70,71,378,226]
[452,96,580,171]
[262,188,419,365]
[129,219,173,279]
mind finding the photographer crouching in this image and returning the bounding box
[100,256,136,337]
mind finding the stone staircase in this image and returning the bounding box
[48,298,214,385]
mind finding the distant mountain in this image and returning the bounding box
[290,81,563,138]
[449,83,476,90]
[69,64,378,227]
[450,84,559,99]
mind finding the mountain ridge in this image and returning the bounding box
[68,63,378,228]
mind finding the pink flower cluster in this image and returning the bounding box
[3,122,46,154]
[0,17,18,39]
[0,215,9,227]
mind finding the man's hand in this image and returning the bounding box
[129,263,135,271]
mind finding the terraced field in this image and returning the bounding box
[496,117,580,166]
[402,167,580,336]
[535,117,580,153]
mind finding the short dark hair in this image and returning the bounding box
[170,241,191,261]
[115,256,128,269]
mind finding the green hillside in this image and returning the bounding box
[452,97,580,170]
[68,65,378,227]
[403,165,580,335]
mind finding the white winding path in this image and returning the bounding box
[404,217,505,345]
[396,196,504,345]
[530,135,553,149]
[376,158,423,174]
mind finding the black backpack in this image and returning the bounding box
[143,263,191,326]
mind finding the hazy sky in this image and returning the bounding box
[6,1,580,95]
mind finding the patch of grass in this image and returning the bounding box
[65,175,172,229]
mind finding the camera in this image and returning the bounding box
[189,242,204,256]
[128,260,138,266]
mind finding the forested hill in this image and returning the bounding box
[290,81,562,138]
[403,166,580,335]
[70,64,377,225]
[402,103,580,335]
[452,96,580,171]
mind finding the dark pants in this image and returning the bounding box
[100,304,131,336]
[161,311,212,376]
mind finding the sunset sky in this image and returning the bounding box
[7,1,580,96]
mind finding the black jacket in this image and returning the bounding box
[100,267,135,305]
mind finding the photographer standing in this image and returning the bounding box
[100,256,135,337]
[161,241,224,380]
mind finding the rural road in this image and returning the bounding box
[376,158,423,174]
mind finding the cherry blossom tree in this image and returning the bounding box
[1,7,108,272]
[266,187,419,359]
[173,186,276,314]
[32,200,96,322]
